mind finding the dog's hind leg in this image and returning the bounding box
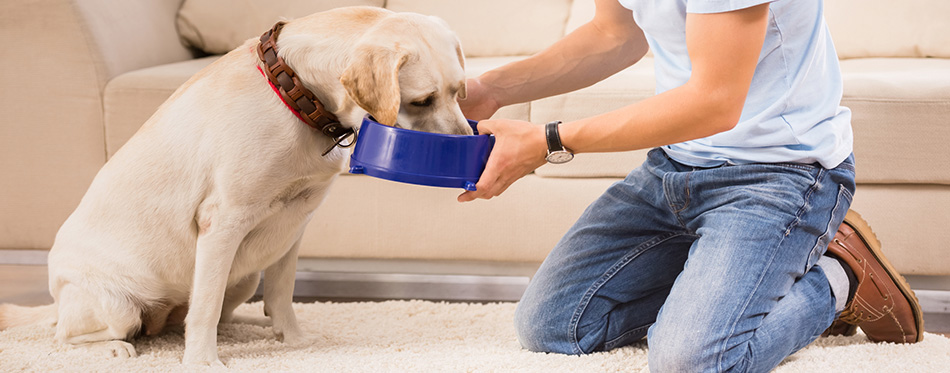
[220,271,270,326]
[54,283,142,358]
[141,304,172,337]
[142,301,188,336]
[263,237,306,346]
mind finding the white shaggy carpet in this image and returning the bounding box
[1,301,948,372]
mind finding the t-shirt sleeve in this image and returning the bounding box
[686,0,778,14]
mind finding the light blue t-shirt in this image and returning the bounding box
[618,0,853,169]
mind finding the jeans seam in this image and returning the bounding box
[783,168,824,237]
[604,324,650,350]
[716,168,825,372]
[806,185,854,269]
[743,342,757,372]
[567,232,694,354]
[662,172,691,228]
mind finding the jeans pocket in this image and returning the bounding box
[804,184,854,271]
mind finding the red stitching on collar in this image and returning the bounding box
[257,65,310,125]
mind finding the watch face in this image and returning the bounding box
[546,151,574,164]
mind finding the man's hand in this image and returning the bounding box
[457,119,547,202]
[459,78,501,121]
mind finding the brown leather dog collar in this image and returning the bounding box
[257,21,355,155]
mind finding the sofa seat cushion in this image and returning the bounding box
[535,57,950,185]
[841,58,950,184]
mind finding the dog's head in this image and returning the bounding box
[340,13,472,135]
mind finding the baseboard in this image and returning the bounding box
[4,251,950,309]
[276,271,530,302]
[917,290,950,313]
[0,249,47,265]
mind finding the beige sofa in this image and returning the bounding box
[2,0,949,281]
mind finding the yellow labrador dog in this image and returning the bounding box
[0,6,469,366]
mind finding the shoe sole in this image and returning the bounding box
[843,209,924,342]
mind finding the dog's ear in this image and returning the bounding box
[456,44,467,100]
[340,45,410,126]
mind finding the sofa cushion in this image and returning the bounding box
[176,0,571,58]
[824,0,950,59]
[177,0,385,55]
[533,58,950,186]
[566,0,950,59]
[564,0,595,35]
[387,0,572,57]
[839,58,950,184]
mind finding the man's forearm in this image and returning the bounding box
[560,82,739,154]
[478,13,648,107]
[560,5,771,155]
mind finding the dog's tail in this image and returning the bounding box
[0,303,57,330]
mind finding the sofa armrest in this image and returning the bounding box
[0,0,193,251]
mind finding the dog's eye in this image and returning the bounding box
[410,96,434,107]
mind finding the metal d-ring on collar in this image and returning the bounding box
[322,128,357,156]
[257,21,357,156]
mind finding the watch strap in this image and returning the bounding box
[545,120,564,152]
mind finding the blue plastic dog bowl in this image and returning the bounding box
[349,115,495,191]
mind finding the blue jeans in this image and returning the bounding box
[515,148,856,372]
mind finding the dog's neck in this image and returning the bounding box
[257,21,356,155]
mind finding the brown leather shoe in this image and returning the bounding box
[821,319,857,337]
[824,210,924,343]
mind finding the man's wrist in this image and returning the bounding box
[544,120,574,164]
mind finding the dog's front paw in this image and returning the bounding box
[183,358,226,367]
[182,349,225,367]
[278,329,313,347]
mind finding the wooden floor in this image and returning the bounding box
[2,264,948,338]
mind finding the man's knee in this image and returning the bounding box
[648,333,717,372]
[649,341,709,373]
[648,323,750,373]
[513,301,580,354]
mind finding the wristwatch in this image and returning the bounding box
[544,120,574,164]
